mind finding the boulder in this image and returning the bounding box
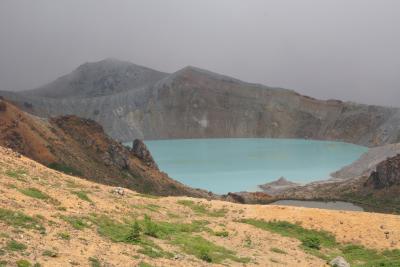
[329,256,350,267]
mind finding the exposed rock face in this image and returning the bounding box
[367,154,400,189]
[131,139,158,170]
[1,59,400,147]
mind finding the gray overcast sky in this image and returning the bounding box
[0,0,399,107]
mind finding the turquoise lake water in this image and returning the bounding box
[138,139,367,194]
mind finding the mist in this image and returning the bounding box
[0,0,399,107]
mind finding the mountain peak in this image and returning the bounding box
[24,59,168,99]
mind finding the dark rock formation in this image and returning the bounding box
[367,154,400,189]
[131,139,158,170]
[222,191,273,204]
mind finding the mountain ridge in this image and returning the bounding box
[1,58,400,147]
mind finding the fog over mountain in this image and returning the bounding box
[0,0,399,106]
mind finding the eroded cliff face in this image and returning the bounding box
[2,60,400,147]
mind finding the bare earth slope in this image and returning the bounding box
[0,99,208,198]
[2,59,400,146]
[1,146,400,266]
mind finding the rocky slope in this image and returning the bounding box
[0,98,209,198]
[1,145,400,266]
[332,142,400,179]
[278,152,400,213]
[1,59,400,146]
[367,154,400,189]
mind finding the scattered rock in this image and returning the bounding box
[329,256,350,267]
[113,187,125,196]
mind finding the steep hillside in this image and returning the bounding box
[1,146,400,266]
[0,99,208,198]
[2,59,400,146]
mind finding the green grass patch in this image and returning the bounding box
[48,163,82,176]
[72,191,92,203]
[88,214,171,258]
[6,240,27,251]
[138,262,153,267]
[177,200,228,217]
[60,215,90,230]
[18,188,49,200]
[241,219,400,266]
[5,169,27,181]
[215,230,229,237]
[88,213,246,263]
[172,234,249,263]
[340,245,400,267]
[57,232,71,240]
[270,247,287,254]
[133,204,160,212]
[241,219,336,248]
[16,260,31,267]
[42,249,58,257]
[88,257,101,267]
[0,208,45,232]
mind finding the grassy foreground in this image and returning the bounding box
[241,219,400,266]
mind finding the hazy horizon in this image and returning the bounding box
[0,0,399,107]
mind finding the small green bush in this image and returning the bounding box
[301,236,321,250]
[270,247,287,254]
[42,249,58,257]
[48,163,82,176]
[72,191,92,203]
[143,215,158,238]
[60,215,89,230]
[18,188,49,200]
[16,260,31,267]
[6,240,27,251]
[88,257,101,267]
[177,200,227,217]
[215,231,229,237]
[125,221,141,243]
[0,208,45,232]
[57,232,70,240]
